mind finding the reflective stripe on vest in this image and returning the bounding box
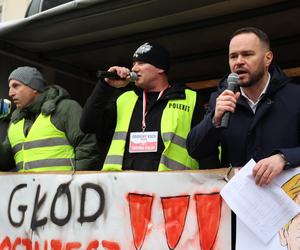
[159,89,198,170]
[103,89,198,171]
[8,114,74,172]
[102,91,138,171]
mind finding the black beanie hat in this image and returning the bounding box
[8,66,46,92]
[132,42,170,72]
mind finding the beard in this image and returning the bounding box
[239,66,265,88]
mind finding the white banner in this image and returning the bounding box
[0,170,231,250]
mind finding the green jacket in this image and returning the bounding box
[0,85,99,171]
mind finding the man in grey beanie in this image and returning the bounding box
[9,66,46,92]
[8,66,46,109]
[0,66,100,172]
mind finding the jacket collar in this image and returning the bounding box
[133,82,187,100]
[11,85,70,123]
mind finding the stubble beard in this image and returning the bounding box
[240,66,265,88]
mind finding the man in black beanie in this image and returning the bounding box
[80,42,205,171]
[0,66,99,172]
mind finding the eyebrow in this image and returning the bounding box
[229,50,255,56]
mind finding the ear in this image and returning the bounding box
[32,88,40,95]
[279,227,288,247]
[157,68,165,74]
[265,50,273,67]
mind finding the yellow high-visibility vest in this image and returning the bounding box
[8,114,74,172]
[103,89,199,171]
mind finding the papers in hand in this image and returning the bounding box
[220,159,300,244]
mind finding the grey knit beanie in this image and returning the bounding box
[8,66,46,92]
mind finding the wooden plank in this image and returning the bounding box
[283,66,300,77]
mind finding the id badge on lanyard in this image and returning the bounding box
[129,131,158,153]
[129,88,168,153]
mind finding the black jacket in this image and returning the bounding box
[80,80,205,170]
[187,65,300,168]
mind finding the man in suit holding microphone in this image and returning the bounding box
[187,27,300,186]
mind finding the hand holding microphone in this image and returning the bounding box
[214,73,240,128]
[97,66,137,88]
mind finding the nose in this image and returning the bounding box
[132,63,139,72]
[9,88,15,97]
[236,54,245,65]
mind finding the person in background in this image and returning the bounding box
[187,27,300,186]
[80,42,205,171]
[0,99,11,142]
[0,118,9,142]
[0,66,99,171]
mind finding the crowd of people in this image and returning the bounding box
[0,26,299,187]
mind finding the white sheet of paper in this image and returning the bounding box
[236,218,284,250]
[221,159,300,244]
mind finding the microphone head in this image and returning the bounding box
[129,72,138,82]
[227,73,239,91]
[227,72,239,84]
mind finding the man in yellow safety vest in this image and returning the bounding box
[0,66,99,172]
[80,42,205,171]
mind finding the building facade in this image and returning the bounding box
[0,0,31,22]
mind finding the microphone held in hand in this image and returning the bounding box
[97,70,137,82]
[220,73,239,128]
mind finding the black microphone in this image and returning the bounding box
[220,73,239,128]
[97,70,137,82]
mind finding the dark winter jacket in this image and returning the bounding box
[0,85,100,171]
[186,65,300,169]
[80,80,205,171]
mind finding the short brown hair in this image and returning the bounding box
[230,27,271,50]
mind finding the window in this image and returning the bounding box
[41,0,74,11]
[0,5,2,22]
[25,0,74,17]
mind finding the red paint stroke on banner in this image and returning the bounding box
[0,237,114,250]
[27,240,49,250]
[34,241,40,250]
[66,242,81,250]
[22,238,32,249]
[161,195,190,250]
[128,193,153,250]
[101,240,120,250]
[12,237,21,249]
[0,236,11,249]
[33,240,48,250]
[87,240,99,250]
[51,240,62,250]
[195,193,222,250]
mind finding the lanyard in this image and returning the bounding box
[142,87,168,132]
